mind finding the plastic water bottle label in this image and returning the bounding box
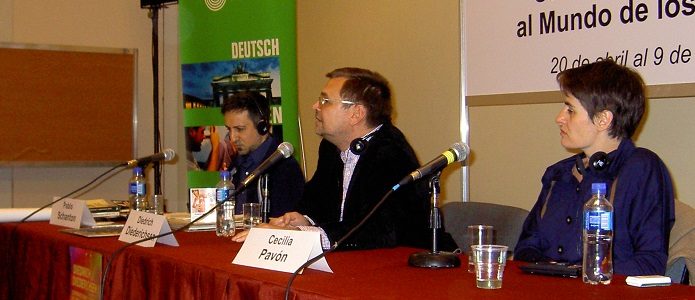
[584,211,612,231]
[129,182,145,195]
[216,188,229,203]
[137,183,146,195]
[129,182,136,194]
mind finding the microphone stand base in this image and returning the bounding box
[408,251,461,268]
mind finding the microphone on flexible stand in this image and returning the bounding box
[18,149,178,223]
[126,148,176,167]
[399,142,469,268]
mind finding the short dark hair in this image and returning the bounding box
[557,60,645,139]
[220,91,270,127]
[326,67,392,126]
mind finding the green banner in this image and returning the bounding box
[179,0,299,188]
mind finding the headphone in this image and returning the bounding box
[251,94,270,135]
[349,130,378,155]
[575,151,610,175]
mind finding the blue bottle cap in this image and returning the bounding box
[133,166,143,174]
[220,170,230,179]
[591,183,607,195]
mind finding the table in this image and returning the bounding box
[1,222,693,299]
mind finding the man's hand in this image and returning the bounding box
[270,212,311,227]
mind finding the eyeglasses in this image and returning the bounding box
[317,96,357,107]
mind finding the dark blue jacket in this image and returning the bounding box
[232,136,304,217]
[515,139,675,275]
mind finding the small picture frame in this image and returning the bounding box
[189,188,217,224]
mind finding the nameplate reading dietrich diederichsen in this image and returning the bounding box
[118,210,178,247]
[232,228,333,273]
[50,197,96,229]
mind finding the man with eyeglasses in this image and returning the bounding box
[233,67,449,251]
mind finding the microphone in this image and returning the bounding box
[241,142,293,188]
[126,148,176,167]
[396,142,469,187]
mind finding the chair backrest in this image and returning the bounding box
[442,201,529,252]
[667,199,695,285]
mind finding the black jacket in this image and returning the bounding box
[297,123,438,250]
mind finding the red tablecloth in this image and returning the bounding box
[1,222,693,299]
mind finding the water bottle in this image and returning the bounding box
[128,167,148,212]
[582,182,613,285]
[216,170,236,237]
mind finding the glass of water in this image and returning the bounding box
[243,203,262,229]
[466,225,494,272]
[471,244,508,289]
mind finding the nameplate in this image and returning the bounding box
[118,210,179,247]
[232,228,333,273]
[50,198,96,229]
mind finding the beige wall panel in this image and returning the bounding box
[297,0,463,202]
[470,99,695,210]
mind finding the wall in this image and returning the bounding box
[0,0,183,211]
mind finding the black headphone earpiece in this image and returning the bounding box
[251,95,270,135]
[575,151,610,175]
[350,138,369,155]
[349,130,378,155]
[589,151,609,171]
[256,118,269,135]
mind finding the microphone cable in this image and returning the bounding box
[19,163,127,223]
[283,185,399,300]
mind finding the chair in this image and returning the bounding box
[667,199,695,285]
[441,201,529,252]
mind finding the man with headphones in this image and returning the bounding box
[234,67,455,251]
[514,60,675,276]
[221,91,304,217]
